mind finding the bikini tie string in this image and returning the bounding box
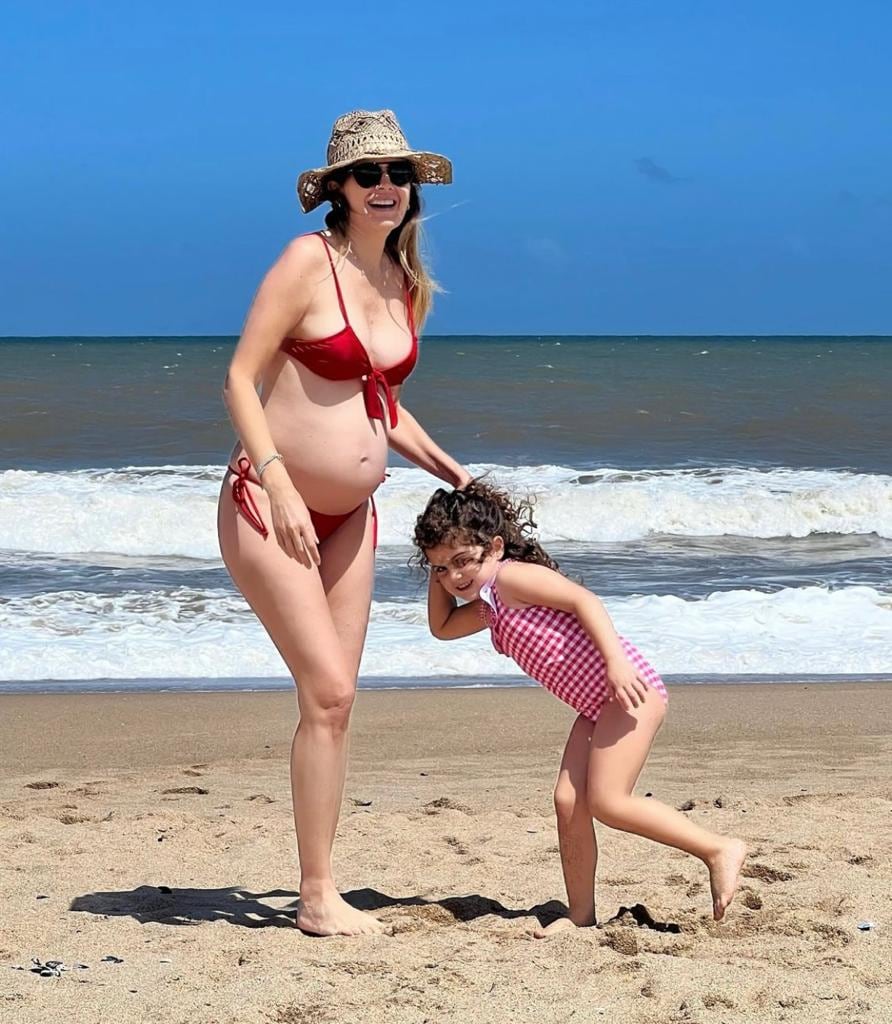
[229,457,268,538]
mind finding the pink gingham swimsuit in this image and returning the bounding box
[479,562,668,722]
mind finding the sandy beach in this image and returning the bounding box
[1,682,890,1023]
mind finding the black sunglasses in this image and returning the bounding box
[349,161,416,188]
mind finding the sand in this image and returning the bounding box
[1,683,890,1023]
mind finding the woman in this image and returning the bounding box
[218,109,470,936]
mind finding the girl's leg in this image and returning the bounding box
[535,715,598,938]
[218,486,383,936]
[587,689,746,921]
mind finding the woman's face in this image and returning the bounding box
[336,161,414,229]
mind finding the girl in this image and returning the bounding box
[413,482,747,937]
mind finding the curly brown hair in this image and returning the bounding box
[411,479,560,572]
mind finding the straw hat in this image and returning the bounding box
[296,109,453,213]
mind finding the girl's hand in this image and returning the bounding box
[267,485,320,568]
[605,655,650,712]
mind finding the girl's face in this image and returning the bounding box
[424,536,505,601]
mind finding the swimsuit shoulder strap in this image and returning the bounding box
[480,558,508,607]
[404,272,416,337]
[317,232,350,328]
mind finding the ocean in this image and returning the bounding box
[2,335,891,692]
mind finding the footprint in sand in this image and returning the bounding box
[601,929,638,956]
[390,904,456,933]
[778,996,806,1010]
[423,797,472,814]
[742,863,793,883]
[444,835,470,855]
[68,785,104,797]
[703,993,736,1010]
[811,925,856,946]
[812,923,851,947]
[57,811,92,825]
[741,888,763,910]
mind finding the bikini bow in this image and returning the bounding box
[363,369,399,429]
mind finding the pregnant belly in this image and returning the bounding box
[261,390,390,515]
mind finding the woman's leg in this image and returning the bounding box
[315,501,375,855]
[587,689,747,920]
[218,486,383,936]
[534,714,598,938]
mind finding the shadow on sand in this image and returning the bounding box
[70,884,679,934]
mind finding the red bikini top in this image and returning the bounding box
[279,233,418,428]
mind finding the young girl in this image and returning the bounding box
[413,482,747,937]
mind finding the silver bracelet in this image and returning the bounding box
[256,452,284,479]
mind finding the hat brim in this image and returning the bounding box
[296,150,453,213]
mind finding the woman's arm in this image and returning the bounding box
[496,562,650,710]
[388,398,472,488]
[222,236,325,566]
[427,573,487,640]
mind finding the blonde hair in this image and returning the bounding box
[324,181,440,330]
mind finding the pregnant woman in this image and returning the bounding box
[218,110,470,936]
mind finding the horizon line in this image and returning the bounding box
[2,332,892,341]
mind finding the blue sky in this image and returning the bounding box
[2,1,890,335]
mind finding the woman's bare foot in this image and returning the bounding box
[707,838,747,921]
[295,891,387,937]
[533,912,596,939]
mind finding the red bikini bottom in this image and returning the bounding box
[227,457,378,549]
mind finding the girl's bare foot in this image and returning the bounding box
[533,912,595,939]
[707,838,747,921]
[295,891,387,937]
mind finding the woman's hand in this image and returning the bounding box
[453,467,474,490]
[265,481,320,567]
[605,655,650,712]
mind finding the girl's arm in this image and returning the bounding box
[496,562,650,711]
[388,396,472,488]
[222,236,324,566]
[427,573,488,640]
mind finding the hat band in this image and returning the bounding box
[328,135,413,166]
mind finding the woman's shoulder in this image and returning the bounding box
[276,232,330,274]
[259,233,331,300]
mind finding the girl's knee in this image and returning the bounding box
[554,779,587,824]
[588,790,628,829]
